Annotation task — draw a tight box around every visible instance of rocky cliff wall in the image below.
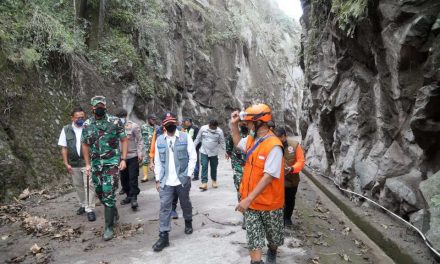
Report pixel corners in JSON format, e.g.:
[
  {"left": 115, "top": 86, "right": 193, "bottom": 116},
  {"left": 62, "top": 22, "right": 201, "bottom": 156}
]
[
  {"left": 0, "top": 0, "right": 302, "bottom": 201},
  {"left": 299, "top": 0, "right": 440, "bottom": 250}
]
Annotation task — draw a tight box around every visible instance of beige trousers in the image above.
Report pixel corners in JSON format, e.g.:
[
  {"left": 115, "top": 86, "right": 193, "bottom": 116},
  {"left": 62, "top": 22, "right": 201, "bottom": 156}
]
[{"left": 71, "top": 167, "right": 96, "bottom": 212}]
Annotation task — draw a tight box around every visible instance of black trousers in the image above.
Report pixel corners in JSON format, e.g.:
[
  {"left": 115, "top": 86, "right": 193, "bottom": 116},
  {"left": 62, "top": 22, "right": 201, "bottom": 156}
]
[
  {"left": 120, "top": 157, "right": 140, "bottom": 199},
  {"left": 284, "top": 186, "right": 298, "bottom": 220}
]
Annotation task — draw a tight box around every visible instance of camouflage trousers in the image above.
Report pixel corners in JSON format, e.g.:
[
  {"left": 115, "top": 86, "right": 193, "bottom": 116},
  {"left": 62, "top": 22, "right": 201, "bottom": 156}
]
[
  {"left": 91, "top": 165, "right": 119, "bottom": 208},
  {"left": 244, "top": 208, "right": 284, "bottom": 251},
  {"left": 233, "top": 169, "right": 243, "bottom": 202}
]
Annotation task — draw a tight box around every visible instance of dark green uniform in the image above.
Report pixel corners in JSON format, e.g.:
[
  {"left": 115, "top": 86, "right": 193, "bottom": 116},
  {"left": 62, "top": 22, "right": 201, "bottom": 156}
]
[
  {"left": 225, "top": 129, "right": 248, "bottom": 201},
  {"left": 81, "top": 114, "right": 126, "bottom": 207},
  {"left": 140, "top": 123, "right": 155, "bottom": 165}
]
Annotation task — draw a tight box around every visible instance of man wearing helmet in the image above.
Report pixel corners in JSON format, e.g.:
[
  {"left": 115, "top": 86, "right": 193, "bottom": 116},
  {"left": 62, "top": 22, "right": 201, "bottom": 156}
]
[{"left": 230, "top": 104, "right": 285, "bottom": 264}]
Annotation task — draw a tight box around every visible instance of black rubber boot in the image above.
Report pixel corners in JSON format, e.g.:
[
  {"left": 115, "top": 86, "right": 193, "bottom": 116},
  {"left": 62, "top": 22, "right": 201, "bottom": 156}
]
[
  {"left": 184, "top": 220, "right": 193, "bottom": 234},
  {"left": 131, "top": 196, "right": 138, "bottom": 210},
  {"left": 103, "top": 206, "right": 115, "bottom": 241},
  {"left": 152, "top": 232, "right": 169, "bottom": 252},
  {"left": 266, "top": 248, "right": 277, "bottom": 264}
]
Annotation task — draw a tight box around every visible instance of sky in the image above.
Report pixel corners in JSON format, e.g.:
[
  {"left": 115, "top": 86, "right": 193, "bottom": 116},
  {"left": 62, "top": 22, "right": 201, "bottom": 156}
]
[{"left": 275, "top": 0, "right": 303, "bottom": 21}]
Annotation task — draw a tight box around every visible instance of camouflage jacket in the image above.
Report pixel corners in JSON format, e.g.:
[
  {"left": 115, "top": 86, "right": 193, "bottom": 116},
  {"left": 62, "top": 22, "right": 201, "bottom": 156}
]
[
  {"left": 225, "top": 130, "right": 248, "bottom": 173},
  {"left": 140, "top": 123, "right": 156, "bottom": 155},
  {"left": 81, "top": 114, "right": 126, "bottom": 169}
]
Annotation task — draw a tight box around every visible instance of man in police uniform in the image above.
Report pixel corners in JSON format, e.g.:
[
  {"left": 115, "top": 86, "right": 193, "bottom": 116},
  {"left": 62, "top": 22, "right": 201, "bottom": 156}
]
[{"left": 82, "top": 96, "right": 128, "bottom": 241}]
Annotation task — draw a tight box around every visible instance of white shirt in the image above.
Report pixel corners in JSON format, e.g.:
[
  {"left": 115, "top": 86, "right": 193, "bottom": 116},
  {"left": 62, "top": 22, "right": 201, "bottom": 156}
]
[
  {"left": 58, "top": 123, "right": 83, "bottom": 156},
  {"left": 154, "top": 130, "right": 197, "bottom": 186},
  {"left": 237, "top": 136, "right": 283, "bottom": 179}
]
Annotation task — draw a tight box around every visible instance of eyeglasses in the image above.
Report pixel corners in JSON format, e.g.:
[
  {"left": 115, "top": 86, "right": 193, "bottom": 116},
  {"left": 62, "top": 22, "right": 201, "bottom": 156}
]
[{"left": 169, "top": 140, "right": 174, "bottom": 152}]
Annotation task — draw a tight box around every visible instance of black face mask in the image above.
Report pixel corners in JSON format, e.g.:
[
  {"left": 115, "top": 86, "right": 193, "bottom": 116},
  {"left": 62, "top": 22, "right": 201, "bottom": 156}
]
[
  {"left": 94, "top": 107, "right": 106, "bottom": 117},
  {"left": 165, "top": 124, "right": 177, "bottom": 133},
  {"left": 239, "top": 125, "right": 249, "bottom": 134}
]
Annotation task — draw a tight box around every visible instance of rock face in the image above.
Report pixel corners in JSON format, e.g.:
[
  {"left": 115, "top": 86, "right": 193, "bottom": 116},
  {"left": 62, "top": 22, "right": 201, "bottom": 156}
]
[
  {"left": 0, "top": 0, "right": 302, "bottom": 201},
  {"left": 300, "top": 0, "right": 440, "bottom": 249}
]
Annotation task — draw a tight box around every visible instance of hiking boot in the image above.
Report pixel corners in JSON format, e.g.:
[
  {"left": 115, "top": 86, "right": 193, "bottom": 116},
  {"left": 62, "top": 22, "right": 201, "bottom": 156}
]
[
  {"left": 171, "top": 210, "right": 178, "bottom": 219},
  {"left": 199, "top": 183, "right": 208, "bottom": 191},
  {"left": 118, "top": 189, "right": 125, "bottom": 195},
  {"left": 120, "top": 197, "right": 131, "bottom": 205},
  {"left": 184, "top": 220, "right": 193, "bottom": 234},
  {"left": 152, "top": 232, "right": 169, "bottom": 252},
  {"left": 284, "top": 218, "right": 293, "bottom": 227},
  {"left": 76, "top": 207, "right": 85, "bottom": 215},
  {"left": 87, "top": 211, "right": 96, "bottom": 222},
  {"left": 131, "top": 197, "right": 138, "bottom": 210},
  {"left": 212, "top": 181, "right": 218, "bottom": 188},
  {"left": 192, "top": 176, "right": 199, "bottom": 181},
  {"left": 103, "top": 206, "right": 115, "bottom": 241},
  {"left": 266, "top": 248, "right": 277, "bottom": 264}
]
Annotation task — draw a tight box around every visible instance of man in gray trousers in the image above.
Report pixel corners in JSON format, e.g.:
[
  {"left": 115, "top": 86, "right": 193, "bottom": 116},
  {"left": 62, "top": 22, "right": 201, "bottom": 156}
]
[{"left": 152, "top": 112, "right": 197, "bottom": 252}]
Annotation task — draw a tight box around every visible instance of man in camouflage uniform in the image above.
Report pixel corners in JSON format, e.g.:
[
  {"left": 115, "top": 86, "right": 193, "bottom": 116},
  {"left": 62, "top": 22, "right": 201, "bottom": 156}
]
[
  {"left": 140, "top": 114, "right": 157, "bottom": 182},
  {"left": 225, "top": 123, "right": 249, "bottom": 201},
  {"left": 82, "top": 96, "right": 128, "bottom": 241}
]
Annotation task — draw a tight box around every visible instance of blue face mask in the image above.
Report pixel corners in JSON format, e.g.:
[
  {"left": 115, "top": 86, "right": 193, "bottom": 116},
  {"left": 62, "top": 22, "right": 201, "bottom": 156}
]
[
  {"left": 75, "top": 118, "right": 84, "bottom": 127},
  {"left": 249, "top": 130, "right": 255, "bottom": 138}
]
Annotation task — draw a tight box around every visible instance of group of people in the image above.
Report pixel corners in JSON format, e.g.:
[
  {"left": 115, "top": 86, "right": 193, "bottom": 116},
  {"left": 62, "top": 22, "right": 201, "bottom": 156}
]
[{"left": 58, "top": 96, "right": 305, "bottom": 264}]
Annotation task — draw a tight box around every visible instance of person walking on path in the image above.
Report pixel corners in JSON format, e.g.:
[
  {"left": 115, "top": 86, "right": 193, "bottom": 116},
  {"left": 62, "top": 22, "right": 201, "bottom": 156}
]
[
  {"left": 116, "top": 108, "right": 144, "bottom": 210},
  {"left": 58, "top": 107, "right": 96, "bottom": 222},
  {"left": 140, "top": 114, "right": 158, "bottom": 182},
  {"left": 181, "top": 117, "right": 201, "bottom": 181},
  {"left": 152, "top": 112, "right": 197, "bottom": 252},
  {"left": 82, "top": 96, "right": 128, "bottom": 241},
  {"left": 194, "top": 119, "right": 225, "bottom": 190},
  {"left": 274, "top": 127, "right": 305, "bottom": 227},
  {"left": 230, "top": 104, "right": 285, "bottom": 264}
]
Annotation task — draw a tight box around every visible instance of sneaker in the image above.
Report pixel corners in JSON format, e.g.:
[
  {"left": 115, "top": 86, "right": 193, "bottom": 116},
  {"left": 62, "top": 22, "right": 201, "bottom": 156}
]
[
  {"left": 76, "top": 207, "right": 85, "bottom": 215},
  {"left": 87, "top": 211, "right": 96, "bottom": 222},
  {"left": 171, "top": 210, "right": 178, "bottom": 219},
  {"left": 212, "top": 181, "right": 218, "bottom": 188},
  {"left": 199, "top": 183, "right": 208, "bottom": 191}
]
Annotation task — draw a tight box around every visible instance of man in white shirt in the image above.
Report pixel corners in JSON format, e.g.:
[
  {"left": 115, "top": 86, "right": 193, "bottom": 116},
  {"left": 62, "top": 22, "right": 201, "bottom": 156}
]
[
  {"left": 194, "top": 119, "right": 226, "bottom": 190},
  {"left": 58, "top": 107, "right": 96, "bottom": 222},
  {"left": 152, "top": 112, "right": 197, "bottom": 252}
]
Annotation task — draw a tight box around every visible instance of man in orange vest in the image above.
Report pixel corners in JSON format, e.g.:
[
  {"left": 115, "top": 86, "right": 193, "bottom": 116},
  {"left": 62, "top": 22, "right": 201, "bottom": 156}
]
[
  {"left": 230, "top": 104, "right": 284, "bottom": 264},
  {"left": 274, "top": 127, "right": 305, "bottom": 227}
]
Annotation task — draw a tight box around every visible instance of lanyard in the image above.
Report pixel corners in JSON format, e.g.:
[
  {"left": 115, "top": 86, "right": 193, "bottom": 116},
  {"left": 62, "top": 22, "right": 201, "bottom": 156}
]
[{"left": 244, "top": 135, "right": 272, "bottom": 162}]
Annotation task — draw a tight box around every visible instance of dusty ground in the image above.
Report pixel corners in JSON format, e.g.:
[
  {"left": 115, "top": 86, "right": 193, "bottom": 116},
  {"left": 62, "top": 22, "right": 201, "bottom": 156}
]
[{"left": 1, "top": 157, "right": 392, "bottom": 264}]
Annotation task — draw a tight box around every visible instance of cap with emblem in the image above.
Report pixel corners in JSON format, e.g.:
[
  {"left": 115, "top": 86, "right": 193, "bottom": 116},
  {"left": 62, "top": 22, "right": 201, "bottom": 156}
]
[
  {"left": 162, "top": 112, "right": 177, "bottom": 126},
  {"left": 91, "top": 96, "right": 106, "bottom": 106}
]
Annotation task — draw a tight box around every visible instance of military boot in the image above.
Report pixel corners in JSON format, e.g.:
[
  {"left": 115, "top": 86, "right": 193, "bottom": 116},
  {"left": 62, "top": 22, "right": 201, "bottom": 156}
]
[
  {"left": 103, "top": 206, "right": 115, "bottom": 241},
  {"left": 152, "top": 232, "right": 169, "bottom": 252},
  {"left": 266, "top": 248, "right": 277, "bottom": 264},
  {"left": 184, "top": 220, "right": 193, "bottom": 234}
]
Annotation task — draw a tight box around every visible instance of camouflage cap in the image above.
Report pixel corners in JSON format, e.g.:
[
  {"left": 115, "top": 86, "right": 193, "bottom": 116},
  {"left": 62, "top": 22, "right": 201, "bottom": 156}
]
[{"left": 91, "top": 96, "right": 106, "bottom": 106}]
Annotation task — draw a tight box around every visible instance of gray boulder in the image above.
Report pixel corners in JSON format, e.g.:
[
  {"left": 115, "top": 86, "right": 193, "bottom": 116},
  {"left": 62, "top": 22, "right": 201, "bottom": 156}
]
[{"left": 420, "top": 170, "right": 440, "bottom": 251}]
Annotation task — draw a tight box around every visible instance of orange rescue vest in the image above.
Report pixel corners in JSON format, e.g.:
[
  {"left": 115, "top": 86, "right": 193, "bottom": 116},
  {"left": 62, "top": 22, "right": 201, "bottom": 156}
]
[{"left": 239, "top": 131, "right": 285, "bottom": 211}]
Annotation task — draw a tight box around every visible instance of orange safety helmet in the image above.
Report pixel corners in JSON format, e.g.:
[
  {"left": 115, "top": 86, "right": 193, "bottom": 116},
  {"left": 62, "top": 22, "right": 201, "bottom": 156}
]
[{"left": 239, "top": 104, "right": 272, "bottom": 122}]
